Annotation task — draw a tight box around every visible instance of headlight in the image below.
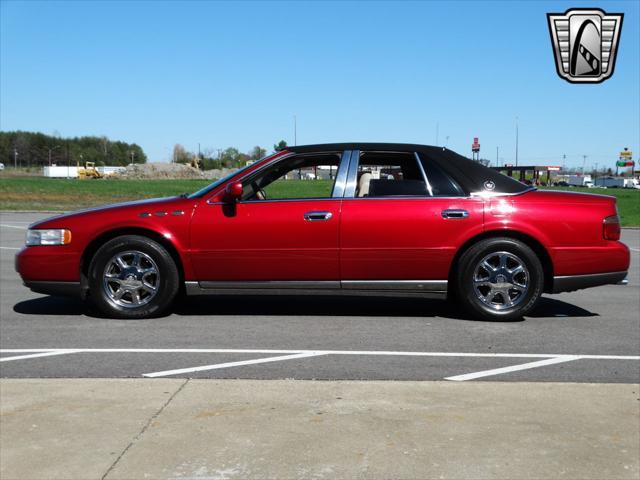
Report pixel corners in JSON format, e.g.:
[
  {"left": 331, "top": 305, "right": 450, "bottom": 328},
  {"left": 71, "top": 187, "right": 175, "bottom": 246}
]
[{"left": 26, "top": 229, "right": 72, "bottom": 246}]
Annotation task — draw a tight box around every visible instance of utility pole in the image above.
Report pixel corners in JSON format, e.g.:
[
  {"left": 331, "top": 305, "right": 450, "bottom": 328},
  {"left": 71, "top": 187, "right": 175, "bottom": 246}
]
[
  {"left": 582, "top": 155, "right": 587, "bottom": 173},
  {"left": 496, "top": 146, "right": 499, "bottom": 167},
  {"left": 14, "top": 148, "right": 18, "bottom": 169},
  {"left": 562, "top": 154, "right": 566, "bottom": 171},
  {"left": 130, "top": 151, "right": 135, "bottom": 164},
  {"left": 515, "top": 116, "right": 519, "bottom": 167},
  {"left": 48, "top": 145, "right": 61, "bottom": 166}
]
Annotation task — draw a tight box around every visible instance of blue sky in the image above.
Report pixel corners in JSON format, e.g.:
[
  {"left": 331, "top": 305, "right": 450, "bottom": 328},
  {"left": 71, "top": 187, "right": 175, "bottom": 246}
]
[{"left": 1, "top": 0, "right": 638, "bottom": 168}]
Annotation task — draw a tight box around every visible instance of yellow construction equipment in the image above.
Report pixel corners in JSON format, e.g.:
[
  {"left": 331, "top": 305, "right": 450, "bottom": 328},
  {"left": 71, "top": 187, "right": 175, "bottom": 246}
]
[
  {"left": 190, "top": 157, "right": 201, "bottom": 170},
  {"left": 77, "top": 162, "right": 103, "bottom": 179}
]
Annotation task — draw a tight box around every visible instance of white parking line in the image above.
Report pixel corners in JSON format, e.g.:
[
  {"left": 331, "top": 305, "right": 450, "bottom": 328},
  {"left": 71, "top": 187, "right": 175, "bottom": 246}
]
[
  {"left": 0, "top": 224, "right": 26, "bottom": 229},
  {"left": 1, "top": 348, "right": 639, "bottom": 360},
  {"left": 143, "top": 351, "right": 328, "bottom": 378},
  {"left": 0, "top": 246, "right": 20, "bottom": 250},
  {"left": 444, "top": 355, "right": 581, "bottom": 381},
  {"left": 1, "top": 348, "right": 638, "bottom": 380},
  {"left": 0, "top": 350, "right": 78, "bottom": 362}
]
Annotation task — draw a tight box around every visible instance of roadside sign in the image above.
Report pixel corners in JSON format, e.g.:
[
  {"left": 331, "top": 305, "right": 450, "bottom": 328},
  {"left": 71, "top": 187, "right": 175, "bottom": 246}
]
[
  {"left": 619, "top": 149, "right": 632, "bottom": 159},
  {"left": 617, "top": 160, "right": 635, "bottom": 167},
  {"left": 472, "top": 137, "right": 480, "bottom": 153}
]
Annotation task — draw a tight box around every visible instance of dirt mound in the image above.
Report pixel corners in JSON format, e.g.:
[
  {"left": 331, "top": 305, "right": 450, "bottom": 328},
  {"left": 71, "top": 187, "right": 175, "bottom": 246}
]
[
  {"left": 202, "top": 168, "right": 239, "bottom": 180},
  {"left": 117, "top": 162, "right": 204, "bottom": 179}
]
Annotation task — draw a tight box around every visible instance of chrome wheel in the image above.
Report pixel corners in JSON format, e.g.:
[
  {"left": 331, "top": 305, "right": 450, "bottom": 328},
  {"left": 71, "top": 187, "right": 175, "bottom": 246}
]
[
  {"left": 472, "top": 251, "right": 529, "bottom": 311},
  {"left": 102, "top": 250, "right": 160, "bottom": 308}
]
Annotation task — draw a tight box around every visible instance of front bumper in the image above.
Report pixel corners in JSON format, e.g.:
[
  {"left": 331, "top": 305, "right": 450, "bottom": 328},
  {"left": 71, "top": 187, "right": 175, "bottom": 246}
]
[
  {"left": 552, "top": 271, "right": 628, "bottom": 293},
  {"left": 15, "top": 246, "right": 81, "bottom": 282},
  {"left": 23, "top": 281, "right": 82, "bottom": 297}
]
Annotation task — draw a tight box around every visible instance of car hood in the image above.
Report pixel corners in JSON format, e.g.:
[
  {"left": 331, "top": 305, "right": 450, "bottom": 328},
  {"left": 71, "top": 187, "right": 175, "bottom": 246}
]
[{"left": 30, "top": 196, "right": 187, "bottom": 228}]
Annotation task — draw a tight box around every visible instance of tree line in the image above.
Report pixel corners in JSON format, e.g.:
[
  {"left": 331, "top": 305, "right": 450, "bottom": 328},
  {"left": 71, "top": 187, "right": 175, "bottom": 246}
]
[
  {"left": 173, "top": 140, "right": 288, "bottom": 170},
  {"left": 0, "top": 131, "right": 147, "bottom": 168}
]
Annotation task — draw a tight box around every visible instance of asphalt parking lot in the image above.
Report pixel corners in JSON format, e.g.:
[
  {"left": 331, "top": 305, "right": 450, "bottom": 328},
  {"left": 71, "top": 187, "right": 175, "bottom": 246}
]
[{"left": 1, "top": 212, "right": 639, "bottom": 383}]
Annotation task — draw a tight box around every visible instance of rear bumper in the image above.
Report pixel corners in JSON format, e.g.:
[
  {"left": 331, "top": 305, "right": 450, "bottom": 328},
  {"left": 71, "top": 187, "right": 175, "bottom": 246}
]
[{"left": 552, "top": 271, "right": 628, "bottom": 293}]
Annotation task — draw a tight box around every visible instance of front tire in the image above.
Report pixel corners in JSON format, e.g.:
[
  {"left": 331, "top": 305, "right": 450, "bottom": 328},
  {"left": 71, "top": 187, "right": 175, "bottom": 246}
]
[
  {"left": 455, "top": 238, "right": 544, "bottom": 321},
  {"left": 88, "top": 235, "right": 179, "bottom": 319}
]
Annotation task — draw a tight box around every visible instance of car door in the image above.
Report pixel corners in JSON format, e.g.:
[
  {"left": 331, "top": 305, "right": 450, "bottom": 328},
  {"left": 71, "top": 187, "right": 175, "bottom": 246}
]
[
  {"left": 339, "top": 150, "right": 484, "bottom": 284},
  {"left": 189, "top": 151, "right": 348, "bottom": 282}
]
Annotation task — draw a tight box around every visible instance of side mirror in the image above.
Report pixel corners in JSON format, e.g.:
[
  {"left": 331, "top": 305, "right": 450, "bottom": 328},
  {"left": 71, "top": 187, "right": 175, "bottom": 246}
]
[{"left": 223, "top": 182, "right": 243, "bottom": 202}]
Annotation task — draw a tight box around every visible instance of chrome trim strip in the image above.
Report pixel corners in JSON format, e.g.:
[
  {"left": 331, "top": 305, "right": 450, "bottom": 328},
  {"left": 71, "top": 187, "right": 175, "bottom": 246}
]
[
  {"left": 198, "top": 280, "right": 341, "bottom": 290},
  {"left": 341, "top": 280, "right": 448, "bottom": 291},
  {"left": 343, "top": 149, "right": 360, "bottom": 198},
  {"left": 185, "top": 281, "right": 202, "bottom": 295},
  {"left": 414, "top": 152, "right": 433, "bottom": 196},
  {"left": 331, "top": 150, "right": 352, "bottom": 198},
  {"left": 552, "top": 271, "right": 628, "bottom": 293},
  {"left": 184, "top": 281, "right": 446, "bottom": 299}
]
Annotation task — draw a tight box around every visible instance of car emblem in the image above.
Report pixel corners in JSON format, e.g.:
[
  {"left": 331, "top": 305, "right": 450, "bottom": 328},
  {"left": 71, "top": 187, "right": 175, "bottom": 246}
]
[
  {"left": 547, "top": 8, "right": 623, "bottom": 84},
  {"left": 484, "top": 180, "right": 496, "bottom": 191}
]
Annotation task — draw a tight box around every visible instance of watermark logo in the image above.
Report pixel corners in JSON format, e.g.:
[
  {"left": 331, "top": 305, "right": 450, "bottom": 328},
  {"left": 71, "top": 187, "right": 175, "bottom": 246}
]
[{"left": 547, "top": 8, "right": 623, "bottom": 84}]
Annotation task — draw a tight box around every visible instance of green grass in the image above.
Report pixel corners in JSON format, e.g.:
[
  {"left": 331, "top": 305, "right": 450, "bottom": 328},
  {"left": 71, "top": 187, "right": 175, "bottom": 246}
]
[
  {"left": 540, "top": 186, "right": 640, "bottom": 227},
  {"left": 0, "top": 177, "right": 212, "bottom": 211},
  {"left": 264, "top": 179, "right": 334, "bottom": 199},
  {"left": 1, "top": 177, "right": 638, "bottom": 226}
]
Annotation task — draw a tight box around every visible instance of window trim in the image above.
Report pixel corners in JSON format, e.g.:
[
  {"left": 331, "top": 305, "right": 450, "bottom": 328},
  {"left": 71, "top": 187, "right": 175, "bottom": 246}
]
[
  {"left": 343, "top": 149, "right": 360, "bottom": 198},
  {"left": 343, "top": 150, "right": 432, "bottom": 199},
  {"left": 414, "top": 151, "right": 434, "bottom": 196},
  {"left": 231, "top": 151, "right": 346, "bottom": 204},
  {"left": 331, "top": 150, "right": 353, "bottom": 198},
  {"left": 415, "top": 151, "right": 468, "bottom": 198}
]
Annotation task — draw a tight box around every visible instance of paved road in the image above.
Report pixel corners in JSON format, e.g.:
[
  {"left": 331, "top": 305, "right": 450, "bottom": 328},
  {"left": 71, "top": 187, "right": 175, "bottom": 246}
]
[{"left": 1, "top": 212, "right": 639, "bottom": 382}]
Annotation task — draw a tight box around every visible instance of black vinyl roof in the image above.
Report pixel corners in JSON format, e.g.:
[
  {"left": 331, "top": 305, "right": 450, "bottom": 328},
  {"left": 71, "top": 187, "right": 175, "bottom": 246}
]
[{"left": 285, "top": 143, "right": 529, "bottom": 194}]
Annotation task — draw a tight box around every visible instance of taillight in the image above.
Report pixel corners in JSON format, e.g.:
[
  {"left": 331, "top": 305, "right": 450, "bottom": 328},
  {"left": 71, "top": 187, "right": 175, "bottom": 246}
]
[{"left": 603, "top": 215, "right": 621, "bottom": 241}]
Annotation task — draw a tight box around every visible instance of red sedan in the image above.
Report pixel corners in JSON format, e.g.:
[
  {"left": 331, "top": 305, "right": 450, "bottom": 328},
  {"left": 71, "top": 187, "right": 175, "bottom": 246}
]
[{"left": 16, "top": 143, "right": 630, "bottom": 321}]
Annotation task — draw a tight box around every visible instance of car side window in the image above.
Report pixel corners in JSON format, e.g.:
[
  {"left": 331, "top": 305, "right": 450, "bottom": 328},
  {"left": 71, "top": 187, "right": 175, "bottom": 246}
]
[
  {"left": 418, "top": 153, "right": 466, "bottom": 197},
  {"left": 355, "top": 152, "right": 427, "bottom": 198},
  {"left": 240, "top": 153, "right": 341, "bottom": 201}
]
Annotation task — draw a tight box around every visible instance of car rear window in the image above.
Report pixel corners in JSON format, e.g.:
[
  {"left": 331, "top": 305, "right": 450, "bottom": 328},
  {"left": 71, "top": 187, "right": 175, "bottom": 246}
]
[{"left": 418, "top": 155, "right": 465, "bottom": 196}]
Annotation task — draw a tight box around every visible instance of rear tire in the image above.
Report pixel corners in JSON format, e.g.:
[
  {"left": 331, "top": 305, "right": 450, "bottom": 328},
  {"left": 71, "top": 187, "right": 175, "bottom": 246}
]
[
  {"left": 87, "top": 235, "right": 179, "bottom": 319},
  {"left": 454, "top": 237, "right": 544, "bottom": 321}
]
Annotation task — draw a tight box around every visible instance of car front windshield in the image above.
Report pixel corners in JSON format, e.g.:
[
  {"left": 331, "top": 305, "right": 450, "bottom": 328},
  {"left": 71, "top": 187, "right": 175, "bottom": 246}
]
[{"left": 187, "top": 163, "right": 256, "bottom": 199}]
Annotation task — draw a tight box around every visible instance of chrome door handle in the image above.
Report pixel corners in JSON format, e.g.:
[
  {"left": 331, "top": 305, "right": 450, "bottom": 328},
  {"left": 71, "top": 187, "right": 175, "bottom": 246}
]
[
  {"left": 441, "top": 209, "right": 469, "bottom": 219},
  {"left": 304, "top": 211, "right": 333, "bottom": 221}
]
